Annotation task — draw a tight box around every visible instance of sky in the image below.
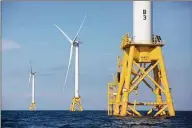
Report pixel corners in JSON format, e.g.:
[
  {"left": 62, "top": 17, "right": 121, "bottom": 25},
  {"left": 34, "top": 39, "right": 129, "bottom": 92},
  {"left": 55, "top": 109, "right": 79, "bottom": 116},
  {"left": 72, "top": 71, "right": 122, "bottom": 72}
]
[{"left": 2, "top": 1, "right": 192, "bottom": 110}]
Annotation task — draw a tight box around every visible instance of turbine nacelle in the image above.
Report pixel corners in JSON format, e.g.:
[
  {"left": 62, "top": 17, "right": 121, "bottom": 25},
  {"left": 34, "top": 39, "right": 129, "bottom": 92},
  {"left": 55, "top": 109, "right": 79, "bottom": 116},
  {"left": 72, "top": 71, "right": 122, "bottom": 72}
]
[
  {"left": 29, "top": 61, "right": 36, "bottom": 85},
  {"left": 31, "top": 72, "right": 36, "bottom": 75},
  {"left": 73, "top": 40, "right": 83, "bottom": 46}
]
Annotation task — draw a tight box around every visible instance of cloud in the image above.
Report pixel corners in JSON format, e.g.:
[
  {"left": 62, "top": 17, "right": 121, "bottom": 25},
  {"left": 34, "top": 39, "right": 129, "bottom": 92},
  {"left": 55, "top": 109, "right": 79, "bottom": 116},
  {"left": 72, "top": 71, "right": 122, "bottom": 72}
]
[{"left": 2, "top": 39, "right": 21, "bottom": 51}]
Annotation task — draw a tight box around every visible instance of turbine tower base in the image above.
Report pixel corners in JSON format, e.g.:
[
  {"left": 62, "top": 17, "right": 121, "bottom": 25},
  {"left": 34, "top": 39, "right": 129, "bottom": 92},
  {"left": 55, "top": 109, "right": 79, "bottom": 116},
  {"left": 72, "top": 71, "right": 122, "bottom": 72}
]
[
  {"left": 29, "top": 102, "right": 36, "bottom": 111},
  {"left": 70, "top": 96, "right": 83, "bottom": 112},
  {"left": 108, "top": 33, "right": 175, "bottom": 117}
]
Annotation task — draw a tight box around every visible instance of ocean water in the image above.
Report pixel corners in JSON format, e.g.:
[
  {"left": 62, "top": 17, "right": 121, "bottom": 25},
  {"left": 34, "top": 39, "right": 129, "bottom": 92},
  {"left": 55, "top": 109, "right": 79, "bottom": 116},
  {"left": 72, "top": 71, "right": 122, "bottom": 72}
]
[{"left": 1, "top": 111, "right": 192, "bottom": 128}]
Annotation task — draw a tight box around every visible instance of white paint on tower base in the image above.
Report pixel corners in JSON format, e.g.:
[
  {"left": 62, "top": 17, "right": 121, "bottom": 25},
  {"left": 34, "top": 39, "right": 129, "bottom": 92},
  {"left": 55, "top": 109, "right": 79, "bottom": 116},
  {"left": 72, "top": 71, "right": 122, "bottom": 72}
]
[
  {"left": 32, "top": 74, "right": 35, "bottom": 103},
  {"left": 133, "top": 1, "right": 152, "bottom": 44},
  {"left": 75, "top": 44, "right": 79, "bottom": 98}
]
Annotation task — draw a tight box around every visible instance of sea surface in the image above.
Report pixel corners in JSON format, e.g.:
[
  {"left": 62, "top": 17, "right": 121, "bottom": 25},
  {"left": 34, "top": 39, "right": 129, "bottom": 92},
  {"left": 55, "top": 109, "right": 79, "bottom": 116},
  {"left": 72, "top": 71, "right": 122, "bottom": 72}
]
[{"left": 1, "top": 111, "right": 192, "bottom": 128}]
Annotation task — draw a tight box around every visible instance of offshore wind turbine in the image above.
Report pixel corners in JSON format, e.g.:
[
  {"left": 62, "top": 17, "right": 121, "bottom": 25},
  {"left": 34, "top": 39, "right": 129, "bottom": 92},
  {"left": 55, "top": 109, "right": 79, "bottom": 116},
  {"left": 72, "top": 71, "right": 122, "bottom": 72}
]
[
  {"left": 54, "top": 14, "right": 86, "bottom": 111},
  {"left": 29, "top": 61, "right": 36, "bottom": 111}
]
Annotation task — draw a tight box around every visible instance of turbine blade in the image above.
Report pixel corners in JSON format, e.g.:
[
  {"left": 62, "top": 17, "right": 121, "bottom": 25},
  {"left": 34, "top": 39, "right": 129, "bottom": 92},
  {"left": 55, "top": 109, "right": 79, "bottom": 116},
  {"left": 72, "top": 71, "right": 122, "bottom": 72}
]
[
  {"left": 29, "top": 73, "right": 31, "bottom": 85},
  {"left": 72, "top": 14, "right": 86, "bottom": 42},
  {"left": 29, "top": 61, "right": 32, "bottom": 72},
  {"left": 63, "top": 44, "right": 74, "bottom": 92},
  {"left": 54, "top": 24, "right": 73, "bottom": 44}
]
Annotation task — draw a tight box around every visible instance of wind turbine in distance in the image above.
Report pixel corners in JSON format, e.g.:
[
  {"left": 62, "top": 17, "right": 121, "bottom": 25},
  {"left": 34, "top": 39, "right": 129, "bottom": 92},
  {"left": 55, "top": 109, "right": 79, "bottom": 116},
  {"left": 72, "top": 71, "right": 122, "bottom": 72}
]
[
  {"left": 54, "top": 14, "right": 86, "bottom": 112},
  {"left": 29, "top": 61, "right": 36, "bottom": 111}
]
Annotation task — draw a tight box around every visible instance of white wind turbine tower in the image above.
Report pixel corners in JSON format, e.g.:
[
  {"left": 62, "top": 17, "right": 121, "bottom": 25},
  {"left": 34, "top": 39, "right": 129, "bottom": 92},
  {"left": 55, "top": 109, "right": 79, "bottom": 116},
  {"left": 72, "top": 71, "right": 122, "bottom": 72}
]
[
  {"left": 29, "top": 61, "right": 36, "bottom": 111},
  {"left": 54, "top": 14, "right": 86, "bottom": 111}
]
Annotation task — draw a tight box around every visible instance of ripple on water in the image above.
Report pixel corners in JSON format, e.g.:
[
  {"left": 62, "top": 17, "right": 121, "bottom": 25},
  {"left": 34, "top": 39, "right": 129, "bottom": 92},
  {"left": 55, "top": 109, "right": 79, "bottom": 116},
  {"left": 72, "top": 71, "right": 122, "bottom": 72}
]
[{"left": 1, "top": 111, "right": 192, "bottom": 128}]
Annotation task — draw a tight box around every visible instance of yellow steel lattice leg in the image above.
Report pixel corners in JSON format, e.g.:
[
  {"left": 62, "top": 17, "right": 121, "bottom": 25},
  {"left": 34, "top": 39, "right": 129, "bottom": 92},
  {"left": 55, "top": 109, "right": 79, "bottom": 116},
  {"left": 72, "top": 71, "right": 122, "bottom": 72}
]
[
  {"left": 70, "top": 97, "right": 83, "bottom": 112},
  {"left": 29, "top": 102, "right": 36, "bottom": 111},
  {"left": 120, "top": 45, "right": 135, "bottom": 116},
  {"left": 113, "top": 52, "right": 128, "bottom": 116},
  {"left": 158, "top": 47, "right": 175, "bottom": 116}
]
